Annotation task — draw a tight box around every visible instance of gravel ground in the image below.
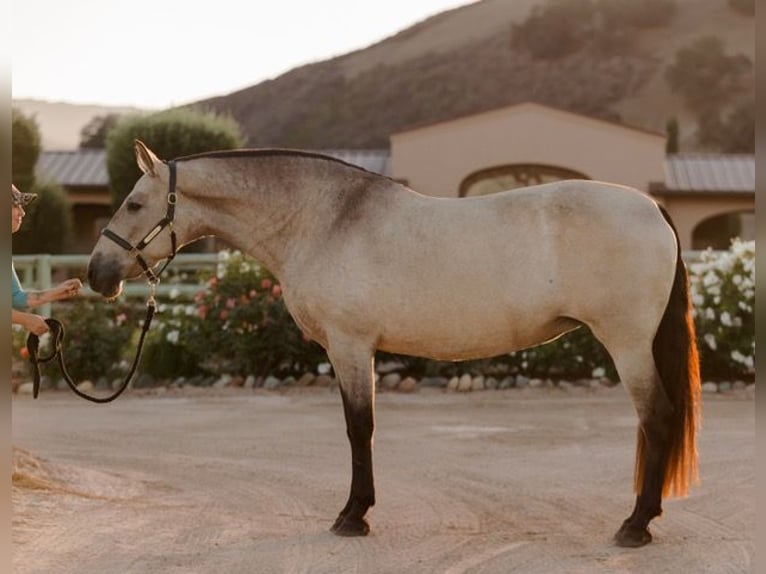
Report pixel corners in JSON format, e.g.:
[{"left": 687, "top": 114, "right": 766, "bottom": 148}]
[{"left": 12, "top": 386, "right": 754, "bottom": 574}]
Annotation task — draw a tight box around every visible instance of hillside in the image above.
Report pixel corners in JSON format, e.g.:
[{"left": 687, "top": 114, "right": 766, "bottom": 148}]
[
  {"left": 13, "top": 0, "right": 753, "bottom": 153},
  {"left": 194, "top": 0, "right": 754, "bottom": 151}
]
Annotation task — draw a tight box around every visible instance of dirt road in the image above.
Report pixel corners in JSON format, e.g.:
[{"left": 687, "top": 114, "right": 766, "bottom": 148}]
[{"left": 12, "top": 386, "right": 754, "bottom": 574}]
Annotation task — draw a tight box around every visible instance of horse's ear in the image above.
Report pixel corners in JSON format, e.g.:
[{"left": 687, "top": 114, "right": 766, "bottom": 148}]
[{"left": 134, "top": 139, "right": 162, "bottom": 177}]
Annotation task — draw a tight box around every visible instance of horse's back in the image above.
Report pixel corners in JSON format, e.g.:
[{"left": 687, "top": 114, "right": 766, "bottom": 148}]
[{"left": 288, "top": 178, "right": 677, "bottom": 359}]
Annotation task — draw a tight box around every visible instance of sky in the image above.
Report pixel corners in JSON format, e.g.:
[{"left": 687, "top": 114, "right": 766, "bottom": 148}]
[{"left": 12, "top": 0, "right": 475, "bottom": 110}]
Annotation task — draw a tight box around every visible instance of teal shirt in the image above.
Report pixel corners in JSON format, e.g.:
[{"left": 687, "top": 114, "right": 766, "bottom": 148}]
[{"left": 12, "top": 263, "right": 29, "bottom": 309}]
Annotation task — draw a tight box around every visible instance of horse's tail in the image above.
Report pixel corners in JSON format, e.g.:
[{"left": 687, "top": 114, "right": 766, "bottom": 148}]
[{"left": 635, "top": 206, "right": 702, "bottom": 498}]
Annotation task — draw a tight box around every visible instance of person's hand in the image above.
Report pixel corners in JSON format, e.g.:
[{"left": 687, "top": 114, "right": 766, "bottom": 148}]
[
  {"left": 22, "top": 314, "right": 49, "bottom": 336},
  {"left": 53, "top": 278, "right": 83, "bottom": 300}
]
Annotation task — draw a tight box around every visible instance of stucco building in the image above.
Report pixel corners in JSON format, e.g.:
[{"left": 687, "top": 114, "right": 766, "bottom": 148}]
[{"left": 36, "top": 102, "right": 753, "bottom": 253}]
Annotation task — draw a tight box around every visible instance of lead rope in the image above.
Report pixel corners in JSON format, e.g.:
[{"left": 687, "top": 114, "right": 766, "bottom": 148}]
[{"left": 26, "top": 285, "right": 158, "bottom": 403}]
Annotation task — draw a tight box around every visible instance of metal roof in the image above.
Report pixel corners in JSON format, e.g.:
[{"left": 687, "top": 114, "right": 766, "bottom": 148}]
[
  {"left": 663, "top": 154, "right": 754, "bottom": 193},
  {"left": 36, "top": 149, "right": 109, "bottom": 187},
  {"left": 35, "top": 148, "right": 392, "bottom": 187},
  {"left": 317, "top": 149, "right": 391, "bottom": 176}
]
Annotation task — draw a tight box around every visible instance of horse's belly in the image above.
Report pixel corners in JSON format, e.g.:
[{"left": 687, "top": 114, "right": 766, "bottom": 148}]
[{"left": 375, "top": 309, "right": 577, "bottom": 362}]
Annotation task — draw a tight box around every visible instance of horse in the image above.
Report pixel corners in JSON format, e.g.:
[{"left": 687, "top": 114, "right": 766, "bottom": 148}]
[{"left": 87, "top": 140, "right": 701, "bottom": 547}]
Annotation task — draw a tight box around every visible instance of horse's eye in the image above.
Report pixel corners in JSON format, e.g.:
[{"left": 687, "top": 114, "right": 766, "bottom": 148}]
[{"left": 126, "top": 201, "right": 142, "bottom": 213}]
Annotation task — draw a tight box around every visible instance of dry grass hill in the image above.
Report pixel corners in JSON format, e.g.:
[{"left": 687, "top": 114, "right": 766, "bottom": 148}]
[{"left": 14, "top": 0, "right": 754, "bottom": 152}]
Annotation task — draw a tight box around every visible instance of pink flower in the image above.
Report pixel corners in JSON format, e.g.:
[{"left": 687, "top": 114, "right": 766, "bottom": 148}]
[
  {"left": 197, "top": 305, "right": 208, "bottom": 319},
  {"left": 226, "top": 297, "right": 237, "bottom": 309},
  {"left": 249, "top": 289, "right": 257, "bottom": 298},
  {"left": 271, "top": 284, "right": 282, "bottom": 298},
  {"left": 115, "top": 313, "right": 127, "bottom": 326},
  {"left": 261, "top": 278, "right": 272, "bottom": 289},
  {"left": 219, "top": 310, "right": 229, "bottom": 320}
]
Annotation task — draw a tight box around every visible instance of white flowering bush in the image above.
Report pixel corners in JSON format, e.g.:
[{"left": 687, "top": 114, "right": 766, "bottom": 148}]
[{"left": 689, "top": 239, "right": 755, "bottom": 380}]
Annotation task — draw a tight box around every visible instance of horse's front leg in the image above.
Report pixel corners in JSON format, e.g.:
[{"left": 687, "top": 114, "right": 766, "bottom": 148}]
[{"left": 327, "top": 336, "right": 376, "bottom": 536}]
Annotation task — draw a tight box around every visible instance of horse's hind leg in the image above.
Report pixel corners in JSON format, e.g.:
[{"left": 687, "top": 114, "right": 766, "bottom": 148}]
[
  {"left": 326, "top": 336, "right": 376, "bottom": 536},
  {"left": 614, "top": 357, "right": 674, "bottom": 547},
  {"left": 599, "top": 342, "right": 675, "bottom": 548}
]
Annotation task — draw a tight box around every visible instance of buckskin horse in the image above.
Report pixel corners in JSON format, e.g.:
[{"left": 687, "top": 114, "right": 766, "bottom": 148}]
[{"left": 87, "top": 140, "right": 701, "bottom": 547}]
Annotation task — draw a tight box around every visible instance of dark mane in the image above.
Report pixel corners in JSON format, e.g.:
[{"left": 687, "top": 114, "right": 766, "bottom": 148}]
[{"left": 174, "top": 148, "right": 386, "bottom": 180}]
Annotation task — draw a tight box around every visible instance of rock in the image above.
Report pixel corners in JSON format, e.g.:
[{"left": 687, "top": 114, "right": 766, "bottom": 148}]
[
  {"left": 313, "top": 374, "right": 335, "bottom": 387},
  {"left": 457, "top": 374, "right": 473, "bottom": 392},
  {"left": 213, "top": 374, "right": 233, "bottom": 388},
  {"left": 471, "top": 376, "right": 485, "bottom": 391},
  {"left": 558, "top": 381, "right": 574, "bottom": 391},
  {"left": 447, "top": 376, "right": 460, "bottom": 391},
  {"left": 296, "top": 373, "right": 316, "bottom": 387},
  {"left": 186, "top": 375, "right": 205, "bottom": 387},
  {"left": 376, "top": 360, "right": 405, "bottom": 374},
  {"left": 515, "top": 375, "right": 530, "bottom": 388},
  {"left": 244, "top": 375, "right": 257, "bottom": 388},
  {"left": 398, "top": 377, "right": 418, "bottom": 393},
  {"left": 282, "top": 376, "right": 296, "bottom": 387},
  {"left": 76, "top": 380, "right": 94, "bottom": 393},
  {"left": 485, "top": 377, "right": 499, "bottom": 390},
  {"left": 264, "top": 376, "right": 282, "bottom": 390},
  {"left": 16, "top": 382, "right": 34, "bottom": 395},
  {"left": 717, "top": 382, "right": 732, "bottom": 393},
  {"left": 380, "top": 373, "right": 402, "bottom": 391},
  {"left": 229, "top": 375, "right": 245, "bottom": 388},
  {"left": 529, "top": 378, "right": 544, "bottom": 388},
  {"left": 702, "top": 382, "right": 718, "bottom": 393},
  {"left": 732, "top": 381, "right": 746, "bottom": 391},
  {"left": 499, "top": 377, "right": 515, "bottom": 389}
]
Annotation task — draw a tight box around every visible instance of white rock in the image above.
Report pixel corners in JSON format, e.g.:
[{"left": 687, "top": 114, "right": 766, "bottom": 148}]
[
  {"left": 457, "top": 374, "right": 473, "bottom": 392},
  {"left": 471, "top": 376, "right": 485, "bottom": 391}
]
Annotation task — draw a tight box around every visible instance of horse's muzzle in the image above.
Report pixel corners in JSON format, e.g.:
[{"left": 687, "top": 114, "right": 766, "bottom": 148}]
[{"left": 87, "top": 253, "right": 124, "bottom": 298}]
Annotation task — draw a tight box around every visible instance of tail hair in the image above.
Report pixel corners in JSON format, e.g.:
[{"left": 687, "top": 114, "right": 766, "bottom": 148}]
[{"left": 635, "top": 207, "right": 702, "bottom": 498}]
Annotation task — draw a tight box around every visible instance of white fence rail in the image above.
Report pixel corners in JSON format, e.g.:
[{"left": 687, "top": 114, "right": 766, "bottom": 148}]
[{"left": 13, "top": 253, "right": 223, "bottom": 314}]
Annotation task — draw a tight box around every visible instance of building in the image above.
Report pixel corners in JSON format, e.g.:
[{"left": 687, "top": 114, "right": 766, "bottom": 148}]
[{"left": 36, "top": 102, "right": 754, "bottom": 253}]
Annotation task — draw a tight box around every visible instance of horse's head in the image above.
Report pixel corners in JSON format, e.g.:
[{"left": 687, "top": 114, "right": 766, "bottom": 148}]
[{"left": 88, "top": 140, "right": 181, "bottom": 298}]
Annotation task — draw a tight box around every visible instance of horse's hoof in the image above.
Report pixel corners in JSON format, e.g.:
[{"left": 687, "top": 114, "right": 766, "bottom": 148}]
[
  {"left": 614, "top": 522, "right": 652, "bottom": 547},
  {"left": 330, "top": 514, "right": 370, "bottom": 537}
]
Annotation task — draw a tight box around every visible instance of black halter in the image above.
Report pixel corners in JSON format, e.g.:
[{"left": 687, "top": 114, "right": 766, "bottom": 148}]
[{"left": 101, "top": 160, "right": 179, "bottom": 284}]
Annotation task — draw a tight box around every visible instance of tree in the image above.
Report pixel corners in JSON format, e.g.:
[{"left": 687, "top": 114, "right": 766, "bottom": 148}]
[
  {"left": 665, "top": 36, "right": 752, "bottom": 115},
  {"left": 12, "top": 108, "right": 42, "bottom": 191},
  {"left": 596, "top": 0, "right": 676, "bottom": 29},
  {"left": 697, "top": 98, "right": 754, "bottom": 153},
  {"left": 665, "top": 117, "right": 679, "bottom": 153},
  {"left": 511, "top": 0, "right": 596, "bottom": 59},
  {"left": 106, "top": 107, "right": 245, "bottom": 209},
  {"left": 12, "top": 180, "right": 74, "bottom": 254},
  {"left": 80, "top": 113, "right": 123, "bottom": 149},
  {"left": 728, "top": 0, "right": 754, "bottom": 16}
]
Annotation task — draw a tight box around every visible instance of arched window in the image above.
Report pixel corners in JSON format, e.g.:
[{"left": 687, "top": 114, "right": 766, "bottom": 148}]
[
  {"left": 460, "top": 164, "right": 588, "bottom": 197},
  {"left": 692, "top": 210, "right": 755, "bottom": 250}
]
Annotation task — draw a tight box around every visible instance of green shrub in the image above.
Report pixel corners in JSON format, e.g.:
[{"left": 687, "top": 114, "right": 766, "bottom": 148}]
[
  {"left": 31, "top": 299, "right": 139, "bottom": 383},
  {"left": 689, "top": 238, "right": 755, "bottom": 380},
  {"left": 106, "top": 107, "right": 245, "bottom": 209},
  {"left": 12, "top": 180, "right": 74, "bottom": 254},
  {"left": 12, "top": 107, "right": 41, "bottom": 191},
  {"left": 147, "top": 252, "right": 326, "bottom": 377}
]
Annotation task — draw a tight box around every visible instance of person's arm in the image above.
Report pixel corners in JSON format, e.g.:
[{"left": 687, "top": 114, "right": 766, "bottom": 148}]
[
  {"left": 12, "top": 308, "right": 49, "bottom": 335},
  {"left": 24, "top": 278, "right": 83, "bottom": 309}
]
